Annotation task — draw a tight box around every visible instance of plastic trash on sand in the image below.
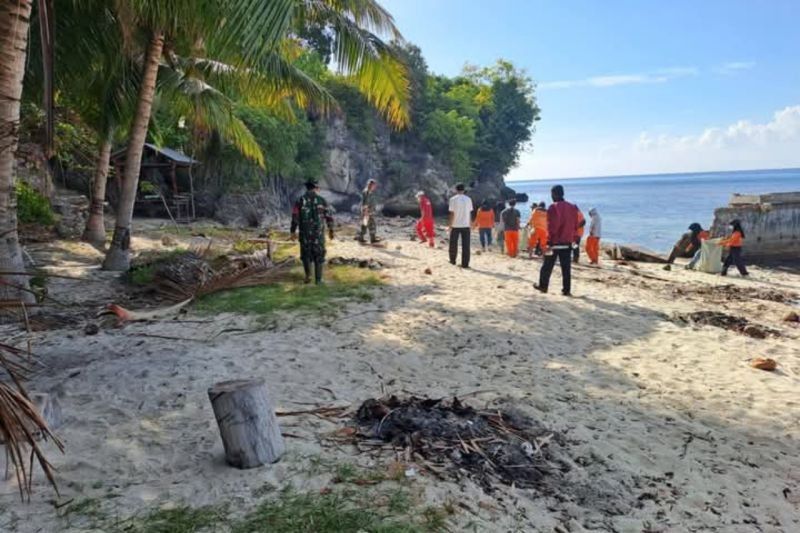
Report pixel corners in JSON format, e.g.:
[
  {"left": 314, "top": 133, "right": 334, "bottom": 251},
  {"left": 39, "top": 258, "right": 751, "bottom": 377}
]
[{"left": 696, "top": 239, "right": 723, "bottom": 274}]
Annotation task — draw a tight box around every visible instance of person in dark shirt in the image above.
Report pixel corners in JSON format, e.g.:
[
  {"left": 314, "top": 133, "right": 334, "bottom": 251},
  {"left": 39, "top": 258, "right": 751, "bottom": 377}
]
[
  {"left": 501, "top": 199, "right": 521, "bottom": 257},
  {"left": 535, "top": 185, "right": 579, "bottom": 296}
]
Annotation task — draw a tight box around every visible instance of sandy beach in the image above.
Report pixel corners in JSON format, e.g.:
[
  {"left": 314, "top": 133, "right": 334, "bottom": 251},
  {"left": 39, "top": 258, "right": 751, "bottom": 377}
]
[{"left": 1, "top": 216, "right": 799, "bottom": 532}]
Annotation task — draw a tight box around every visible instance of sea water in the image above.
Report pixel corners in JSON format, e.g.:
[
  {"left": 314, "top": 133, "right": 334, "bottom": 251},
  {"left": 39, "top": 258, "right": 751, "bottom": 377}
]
[{"left": 508, "top": 168, "right": 800, "bottom": 253}]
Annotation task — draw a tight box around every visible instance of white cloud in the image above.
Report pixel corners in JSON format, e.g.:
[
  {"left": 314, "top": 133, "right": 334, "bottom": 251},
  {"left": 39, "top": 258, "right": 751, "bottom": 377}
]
[
  {"left": 539, "top": 66, "right": 697, "bottom": 90},
  {"left": 714, "top": 61, "right": 755, "bottom": 75},
  {"left": 508, "top": 105, "right": 800, "bottom": 180}
]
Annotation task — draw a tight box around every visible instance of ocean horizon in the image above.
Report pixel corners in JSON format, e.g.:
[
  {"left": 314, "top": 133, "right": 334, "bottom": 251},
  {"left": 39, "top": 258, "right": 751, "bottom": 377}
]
[{"left": 505, "top": 167, "right": 800, "bottom": 253}]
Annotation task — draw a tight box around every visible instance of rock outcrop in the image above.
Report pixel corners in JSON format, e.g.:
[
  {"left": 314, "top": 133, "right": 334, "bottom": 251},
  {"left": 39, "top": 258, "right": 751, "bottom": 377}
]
[
  {"left": 711, "top": 192, "right": 800, "bottom": 264},
  {"left": 310, "top": 118, "right": 515, "bottom": 216}
]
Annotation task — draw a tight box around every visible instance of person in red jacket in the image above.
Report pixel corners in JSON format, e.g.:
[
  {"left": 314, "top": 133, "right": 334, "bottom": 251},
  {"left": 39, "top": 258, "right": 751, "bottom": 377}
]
[
  {"left": 535, "top": 185, "right": 579, "bottom": 296},
  {"left": 414, "top": 191, "right": 435, "bottom": 247}
]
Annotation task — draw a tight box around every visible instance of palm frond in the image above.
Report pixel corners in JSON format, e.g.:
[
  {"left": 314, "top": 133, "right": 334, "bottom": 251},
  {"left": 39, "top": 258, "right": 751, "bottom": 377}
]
[
  {"left": 0, "top": 343, "right": 64, "bottom": 500},
  {"left": 298, "top": 1, "right": 410, "bottom": 128}
]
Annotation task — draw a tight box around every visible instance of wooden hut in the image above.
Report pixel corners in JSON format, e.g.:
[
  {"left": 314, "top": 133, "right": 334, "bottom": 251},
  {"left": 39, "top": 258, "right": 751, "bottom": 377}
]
[{"left": 110, "top": 143, "right": 199, "bottom": 221}]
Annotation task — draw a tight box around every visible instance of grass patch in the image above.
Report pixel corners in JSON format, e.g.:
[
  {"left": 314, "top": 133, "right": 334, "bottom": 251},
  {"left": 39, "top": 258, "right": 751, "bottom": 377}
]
[
  {"left": 194, "top": 265, "right": 383, "bottom": 316},
  {"left": 232, "top": 488, "right": 424, "bottom": 533},
  {"left": 16, "top": 181, "right": 55, "bottom": 225},
  {"left": 117, "top": 505, "right": 228, "bottom": 533}
]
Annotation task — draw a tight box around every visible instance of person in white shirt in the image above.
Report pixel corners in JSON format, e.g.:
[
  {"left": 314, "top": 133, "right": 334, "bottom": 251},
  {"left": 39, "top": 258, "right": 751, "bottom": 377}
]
[
  {"left": 586, "top": 208, "right": 602, "bottom": 265},
  {"left": 447, "top": 183, "right": 474, "bottom": 267}
]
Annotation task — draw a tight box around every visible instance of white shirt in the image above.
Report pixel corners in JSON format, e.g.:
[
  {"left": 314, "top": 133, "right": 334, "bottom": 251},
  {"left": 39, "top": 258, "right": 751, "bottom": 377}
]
[
  {"left": 589, "top": 214, "right": 602, "bottom": 237},
  {"left": 449, "top": 194, "right": 474, "bottom": 228}
]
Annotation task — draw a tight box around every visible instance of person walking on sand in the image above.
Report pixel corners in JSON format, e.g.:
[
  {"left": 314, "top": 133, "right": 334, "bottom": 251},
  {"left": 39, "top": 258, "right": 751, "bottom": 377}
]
[
  {"left": 501, "top": 199, "right": 522, "bottom": 258},
  {"left": 357, "top": 179, "right": 380, "bottom": 243},
  {"left": 720, "top": 219, "right": 749, "bottom": 277},
  {"left": 573, "top": 206, "right": 586, "bottom": 263},
  {"left": 291, "top": 180, "right": 335, "bottom": 284},
  {"left": 474, "top": 200, "right": 495, "bottom": 251},
  {"left": 494, "top": 199, "right": 506, "bottom": 254},
  {"left": 535, "top": 185, "right": 579, "bottom": 296},
  {"left": 667, "top": 223, "right": 706, "bottom": 264},
  {"left": 415, "top": 190, "right": 435, "bottom": 247},
  {"left": 448, "top": 183, "right": 474, "bottom": 267},
  {"left": 526, "top": 201, "right": 548, "bottom": 257},
  {"left": 585, "top": 208, "right": 602, "bottom": 265}
]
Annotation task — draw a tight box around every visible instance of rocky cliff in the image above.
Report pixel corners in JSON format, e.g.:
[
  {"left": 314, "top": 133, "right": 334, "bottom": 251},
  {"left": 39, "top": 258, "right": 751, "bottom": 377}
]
[{"left": 310, "top": 118, "right": 517, "bottom": 217}]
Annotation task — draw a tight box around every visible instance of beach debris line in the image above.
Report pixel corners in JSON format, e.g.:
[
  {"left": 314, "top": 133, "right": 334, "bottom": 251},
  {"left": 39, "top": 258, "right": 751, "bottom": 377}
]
[
  {"left": 347, "top": 395, "right": 571, "bottom": 492},
  {"left": 673, "top": 311, "right": 780, "bottom": 339},
  {"left": 673, "top": 284, "right": 797, "bottom": 304},
  {"left": 327, "top": 256, "right": 385, "bottom": 270}
]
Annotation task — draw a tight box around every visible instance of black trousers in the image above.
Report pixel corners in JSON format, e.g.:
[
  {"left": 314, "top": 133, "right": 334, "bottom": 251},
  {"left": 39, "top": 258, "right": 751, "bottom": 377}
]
[
  {"left": 722, "top": 247, "right": 748, "bottom": 276},
  {"left": 539, "top": 247, "right": 572, "bottom": 294},
  {"left": 449, "top": 228, "right": 471, "bottom": 267}
]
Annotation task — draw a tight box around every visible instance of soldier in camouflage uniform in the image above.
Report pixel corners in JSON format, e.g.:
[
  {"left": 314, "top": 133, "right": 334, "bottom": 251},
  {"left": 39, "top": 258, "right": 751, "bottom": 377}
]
[
  {"left": 291, "top": 180, "right": 335, "bottom": 284},
  {"left": 357, "top": 179, "right": 381, "bottom": 243}
]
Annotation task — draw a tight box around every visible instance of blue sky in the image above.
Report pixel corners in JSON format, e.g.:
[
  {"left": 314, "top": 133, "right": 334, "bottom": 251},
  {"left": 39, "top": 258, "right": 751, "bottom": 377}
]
[{"left": 381, "top": 0, "right": 800, "bottom": 180}]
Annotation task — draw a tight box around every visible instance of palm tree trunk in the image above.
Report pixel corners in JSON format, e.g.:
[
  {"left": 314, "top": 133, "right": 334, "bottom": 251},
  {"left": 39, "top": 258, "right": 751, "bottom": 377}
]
[
  {"left": 0, "top": 0, "right": 35, "bottom": 303},
  {"left": 82, "top": 130, "right": 113, "bottom": 246},
  {"left": 103, "top": 31, "right": 164, "bottom": 271}
]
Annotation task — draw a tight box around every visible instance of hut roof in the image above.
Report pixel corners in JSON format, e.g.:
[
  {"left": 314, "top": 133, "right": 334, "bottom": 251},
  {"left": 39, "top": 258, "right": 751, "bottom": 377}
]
[{"left": 111, "top": 143, "right": 199, "bottom": 166}]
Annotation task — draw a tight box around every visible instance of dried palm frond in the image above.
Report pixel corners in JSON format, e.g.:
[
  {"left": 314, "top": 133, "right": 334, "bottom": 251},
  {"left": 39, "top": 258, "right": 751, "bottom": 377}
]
[
  {"left": 148, "top": 249, "right": 295, "bottom": 302},
  {"left": 0, "top": 342, "right": 64, "bottom": 500}
]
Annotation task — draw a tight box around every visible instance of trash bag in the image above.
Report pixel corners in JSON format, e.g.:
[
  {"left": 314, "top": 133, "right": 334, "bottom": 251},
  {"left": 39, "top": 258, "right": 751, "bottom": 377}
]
[{"left": 696, "top": 239, "right": 723, "bottom": 273}]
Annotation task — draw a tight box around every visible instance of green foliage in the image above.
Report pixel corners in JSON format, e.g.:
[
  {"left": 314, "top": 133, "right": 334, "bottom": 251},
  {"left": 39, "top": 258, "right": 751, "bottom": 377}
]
[
  {"left": 15, "top": 182, "right": 55, "bottom": 225},
  {"left": 421, "top": 110, "right": 476, "bottom": 179},
  {"left": 194, "top": 265, "right": 382, "bottom": 316}
]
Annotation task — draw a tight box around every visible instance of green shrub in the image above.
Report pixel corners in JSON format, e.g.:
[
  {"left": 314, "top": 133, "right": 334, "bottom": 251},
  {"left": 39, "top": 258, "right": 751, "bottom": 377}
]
[{"left": 15, "top": 181, "right": 55, "bottom": 225}]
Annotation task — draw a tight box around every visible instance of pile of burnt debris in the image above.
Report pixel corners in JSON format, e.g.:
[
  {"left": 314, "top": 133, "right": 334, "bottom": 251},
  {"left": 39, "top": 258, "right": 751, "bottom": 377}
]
[{"left": 350, "top": 395, "right": 571, "bottom": 493}]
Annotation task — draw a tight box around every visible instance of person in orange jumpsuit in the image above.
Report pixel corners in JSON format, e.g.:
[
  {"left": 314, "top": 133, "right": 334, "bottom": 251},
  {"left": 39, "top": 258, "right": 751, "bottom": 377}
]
[
  {"left": 573, "top": 207, "right": 586, "bottom": 263},
  {"left": 473, "top": 200, "right": 496, "bottom": 251},
  {"left": 720, "top": 219, "right": 748, "bottom": 276},
  {"left": 585, "top": 208, "right": 602, "bottom": 265},
  {"left": 526, "top": 202, "right": 548, "bottom": 257},
  {"left": 501, "top": 199, "right": 521, "bottom": 258},
  {"left": 414, "top": 191, "right": 435, "bottom": 247}
]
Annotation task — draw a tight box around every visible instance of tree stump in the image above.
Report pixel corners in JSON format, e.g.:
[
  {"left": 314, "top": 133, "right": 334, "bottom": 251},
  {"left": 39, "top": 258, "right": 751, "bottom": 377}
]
[{"left": 207, "top": 379, "right": 285, "bottom": 469}]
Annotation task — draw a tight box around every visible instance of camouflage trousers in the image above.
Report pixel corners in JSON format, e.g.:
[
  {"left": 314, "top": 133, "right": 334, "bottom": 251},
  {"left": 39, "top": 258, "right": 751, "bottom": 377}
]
[
  {"left": 299, "top": 239, "right": 326, "bottom": 284},
  {"left": 358, "top": 215, "right": 377, "bottom": 241}
]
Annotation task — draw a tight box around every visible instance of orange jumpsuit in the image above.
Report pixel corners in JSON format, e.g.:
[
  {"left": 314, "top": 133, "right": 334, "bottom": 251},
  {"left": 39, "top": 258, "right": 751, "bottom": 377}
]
[{"left": 527, "top": 208, "right": 548, "bottom": 253}]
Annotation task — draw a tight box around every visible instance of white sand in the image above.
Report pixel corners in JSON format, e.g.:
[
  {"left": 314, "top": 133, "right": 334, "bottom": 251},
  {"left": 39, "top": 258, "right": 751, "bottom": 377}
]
[{"left": 1, "top": 217, "right": 799, "bottom": 532}]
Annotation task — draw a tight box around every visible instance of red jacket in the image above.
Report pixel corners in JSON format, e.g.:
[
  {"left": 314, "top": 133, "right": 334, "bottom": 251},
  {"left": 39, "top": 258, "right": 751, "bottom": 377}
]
[
  {"left": 418, "top": 195, "right": 434, "bottom": 221},
  {"left": 547, "top": 201, "right": 579, "bottom": 245}
]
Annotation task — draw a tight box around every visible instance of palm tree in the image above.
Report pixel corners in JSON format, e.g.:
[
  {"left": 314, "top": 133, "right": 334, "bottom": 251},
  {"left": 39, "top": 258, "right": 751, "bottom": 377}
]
[
  {"left": 102, "top": 0, "right": 410, "bottom": 271},
  {"left": 0, "top": 0, "right": 35, "bottom": 303}
]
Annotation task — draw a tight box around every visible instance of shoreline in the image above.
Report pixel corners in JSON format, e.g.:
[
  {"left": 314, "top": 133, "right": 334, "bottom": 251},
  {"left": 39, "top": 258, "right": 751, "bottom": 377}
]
[{"left": 1, "top": 216, "right": 799, "bottom": 531}]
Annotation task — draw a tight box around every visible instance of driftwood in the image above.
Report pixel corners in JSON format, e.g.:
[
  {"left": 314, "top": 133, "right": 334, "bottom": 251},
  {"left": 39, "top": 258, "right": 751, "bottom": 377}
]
[
  {"left": 609, "top": 244, "right": 669, "bottom": 263},
  {"left": 208, "top": 379, "right": 285, "bottom": 469}
]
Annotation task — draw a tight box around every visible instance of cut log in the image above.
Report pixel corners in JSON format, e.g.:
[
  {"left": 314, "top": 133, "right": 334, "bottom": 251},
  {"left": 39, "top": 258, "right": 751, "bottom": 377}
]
[
  {"left": 208, "top": 379, "right": 285, "bottom": 468},
  {"left": 614, "top": 244, "right": 669, "bottom": 263}
]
